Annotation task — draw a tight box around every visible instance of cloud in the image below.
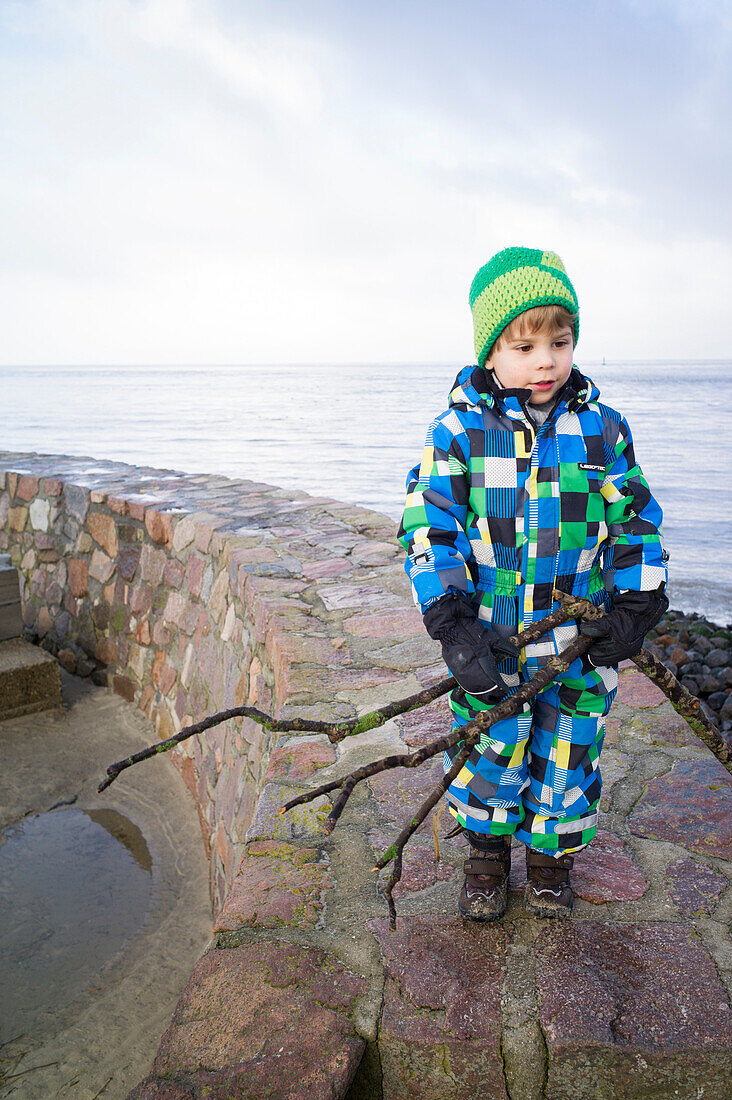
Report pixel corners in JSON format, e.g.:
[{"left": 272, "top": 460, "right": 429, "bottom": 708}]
[{"left": 0, "top": 0, "right": 729, "bottom": 363}]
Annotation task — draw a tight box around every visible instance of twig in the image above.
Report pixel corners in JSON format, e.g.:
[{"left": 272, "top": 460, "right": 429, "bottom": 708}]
[
  {"left": 554, "top": 591, "right": 731, "bottom": 773},
  {"left": 508, "top": 602, "right": 584, "bottom": 647},
  {"left": 98, "top": 618, "right": 546, "bottom": 792},
  {"left": 280, "top": 729, "right": 463, "bottom": 825},
  {"left": 99, "top": 584, "right": 730, "bottom": 929},
  {"left": 432, "top": 801, "right": 445, "bottom": 861},
  {"left": 2, "top": 1062, "right": 60, "bottom": 1082},
  {"left": 97, "top": 678, "right": 455, "bottom": 792},
  {"left": 91, "top": 1077, "right": 114, "bottom": 1099},
  {"left": 286, "top": 591, "right": 731, "bottom": 925},
  {"left": 280, "top": 632, "right": 593, "bottom": 837},
  {"left": 365, "top": 635, "right": 593, "bottom": 927},
  {"left": 376, "top": 743, "right": 472, "bottom": 928}
]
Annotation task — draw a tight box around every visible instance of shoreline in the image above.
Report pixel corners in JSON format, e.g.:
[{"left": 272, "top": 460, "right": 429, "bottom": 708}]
[
  {"left": 648, "top": 608, "right": 732, "bottom": 742},
  {"left": 1, "top": 354, "right": 731, "bottom": 624}
]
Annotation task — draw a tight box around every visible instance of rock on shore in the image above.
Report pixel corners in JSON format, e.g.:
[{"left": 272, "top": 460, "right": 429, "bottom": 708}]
[{"left": 646, "top": 609, "right": 732, "bottom": 744}]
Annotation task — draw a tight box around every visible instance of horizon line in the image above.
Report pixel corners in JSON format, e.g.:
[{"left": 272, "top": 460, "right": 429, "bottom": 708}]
[{"left": 2, "top": 358, "right": 731, "bottom": 370}]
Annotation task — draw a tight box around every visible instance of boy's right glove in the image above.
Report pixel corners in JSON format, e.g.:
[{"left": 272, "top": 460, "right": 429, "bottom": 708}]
[
  {"left": 423, "top": 591, "right": 518, "bottom": 699},
  {"left": 579, "top": 585, "right": 669, "bottom": 667}
]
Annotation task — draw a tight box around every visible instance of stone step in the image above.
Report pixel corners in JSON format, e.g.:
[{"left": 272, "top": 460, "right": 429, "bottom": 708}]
[
  {"left": 0, "top": 554, "right": 23, "bottom": 641},
  {"left": 0, "top": 638, "right": 62, "bottom": 720}
]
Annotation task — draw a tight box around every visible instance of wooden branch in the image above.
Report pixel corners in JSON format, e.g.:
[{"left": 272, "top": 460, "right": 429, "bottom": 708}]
[
  {"left": 375, "top": 742, "right": 472, "bottom": 929},
  {"left": 99, "top": 584, "right": 731, "bottom": 931},
  {"left": 553, "top": 590, "right": 731, "bottom": 774},
  {"left": 279, "top": 727, "right": 464, "bottom": 830},
  {"left": 97, "top": 678, "right": 456, "bottom": 792},
  {"left": 281, "top": 633, "right": 593, "bottom": 835},
  {"left": 97, "top": 618, "right": 545, "bottom": 792},
  {"left": 290, "top": 591, "right": 730, "bottom": 925},
  {"left": 508, "top": 602, "right": 584, "bottom": 647}
]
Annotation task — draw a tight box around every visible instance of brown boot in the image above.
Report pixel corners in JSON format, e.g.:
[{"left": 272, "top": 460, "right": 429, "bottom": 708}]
[
  {"left": 459, "top": 833, "right": 511, "bottom": 922},
  {"left": 524, "top": 849, "right": 574, "bottom": 918}
]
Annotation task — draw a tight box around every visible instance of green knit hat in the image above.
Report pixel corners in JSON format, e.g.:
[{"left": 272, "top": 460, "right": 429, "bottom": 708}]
[{"left": 469, "top": 247, "right": 579, "bottom": 368}]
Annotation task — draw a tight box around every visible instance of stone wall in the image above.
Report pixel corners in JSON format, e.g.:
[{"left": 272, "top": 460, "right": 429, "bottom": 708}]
[
  {"left": 3, "top": 450, "right": 731, "bottom": 1099},
  {"left": 0, "top": 451, "right": 431, "bottom": 912}
]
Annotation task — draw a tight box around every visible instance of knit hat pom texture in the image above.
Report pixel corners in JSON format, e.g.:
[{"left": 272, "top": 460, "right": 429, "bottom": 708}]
[{"left": 470, "top": 247, "right": 579, "bottom": 368}]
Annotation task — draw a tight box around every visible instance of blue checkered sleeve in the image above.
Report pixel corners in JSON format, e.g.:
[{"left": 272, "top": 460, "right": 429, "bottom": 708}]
[
  {"left": 601, "top": 415, "right": 667, "bottom": 592},
  {"left": 397, "top": 416, "right": 476, "bottom": 612}
]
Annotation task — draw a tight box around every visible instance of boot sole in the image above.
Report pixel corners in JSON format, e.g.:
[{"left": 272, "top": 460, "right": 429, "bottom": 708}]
[
  {"left": 459, "top": 904, "right": 506, "bottom": 923},
  {"left": 524, "top": 892, "right": 573, "bottom": 919}
]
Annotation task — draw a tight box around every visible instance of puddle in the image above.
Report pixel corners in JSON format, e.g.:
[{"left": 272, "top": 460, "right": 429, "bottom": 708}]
[{"left": 0, "top": 807, "right": 153, "bottom": 1042}]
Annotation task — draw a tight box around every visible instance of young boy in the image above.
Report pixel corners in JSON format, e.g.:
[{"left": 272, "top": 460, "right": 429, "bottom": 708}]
[{"left": 398, "top": 247, "right": 668, "bottom": 921}]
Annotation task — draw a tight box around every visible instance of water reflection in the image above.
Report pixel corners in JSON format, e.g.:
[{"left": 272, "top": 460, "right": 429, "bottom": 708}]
[
  {"left": 85, "top": 808, "right": 152, "bottom": 873},
  {"left": 0, "top": 808, "right": 152, "bottom": 1041}
]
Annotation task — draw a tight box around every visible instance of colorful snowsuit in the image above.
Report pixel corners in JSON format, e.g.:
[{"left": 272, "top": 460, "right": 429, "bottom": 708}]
[{"left": 398, "top": 365, "right": 667, "bottom": 854}]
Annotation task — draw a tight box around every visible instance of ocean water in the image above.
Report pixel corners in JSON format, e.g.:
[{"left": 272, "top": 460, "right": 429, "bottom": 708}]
[{"left": 2, "top": 360, "right": 730, "bottom": 624}]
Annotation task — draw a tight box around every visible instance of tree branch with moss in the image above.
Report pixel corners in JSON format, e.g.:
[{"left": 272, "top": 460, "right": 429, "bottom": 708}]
[{"left": 98, "top": 589, "right": 729, "bottom": 926}]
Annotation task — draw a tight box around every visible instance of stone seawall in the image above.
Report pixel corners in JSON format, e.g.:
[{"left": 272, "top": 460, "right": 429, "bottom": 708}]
[
  {"left": 0, "top": 451, "right": 430, "bottom": 914},
  {"left": 2, "top": 450, "right": 731, "bottom": 1099}
]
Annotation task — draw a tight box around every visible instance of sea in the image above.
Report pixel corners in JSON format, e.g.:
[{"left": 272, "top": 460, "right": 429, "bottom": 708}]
[{"left": 2, "top": 360, "right": 730, "bottom": 625}]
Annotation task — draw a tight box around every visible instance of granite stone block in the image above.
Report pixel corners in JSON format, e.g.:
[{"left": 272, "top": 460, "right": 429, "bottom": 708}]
[
  {"left": 629, "top": 758, "right": 732, "bottom": 860},
  {"left": 214, "top": 840, "right": 334, "bottom": 931},
  {"left": 141, "top": 944, "right": 366, "bottom": 1100},
  {"left": 536, "top": 921, "right": 732, "bottom": 1099},
  {"left": 371, "top": 916, "right": 511, "bottom": 1100},
  {"left": 665, "top": 856, "right": 728, "bottom": 917},
  {"left": 87, "top": 511, "right": 119, "bottom": 557}
]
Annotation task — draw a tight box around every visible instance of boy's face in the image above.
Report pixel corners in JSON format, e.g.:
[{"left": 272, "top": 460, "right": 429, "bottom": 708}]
[{"left": 488, "top": 325, "right": 574, "bottom": 405}]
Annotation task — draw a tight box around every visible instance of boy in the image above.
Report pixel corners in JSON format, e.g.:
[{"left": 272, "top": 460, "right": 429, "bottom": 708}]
[{"left": 398, "top": 247, "right": 668, "bottom": 921}]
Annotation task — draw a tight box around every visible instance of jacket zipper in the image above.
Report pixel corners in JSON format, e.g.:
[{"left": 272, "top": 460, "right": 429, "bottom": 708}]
[{"left": 521, "top": 406, "right": 562, "bottom": 613}]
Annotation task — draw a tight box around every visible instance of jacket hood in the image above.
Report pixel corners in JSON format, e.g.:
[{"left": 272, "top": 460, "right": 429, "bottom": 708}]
[{"left": 447, "top": 364, "right": 600, "bottom": 415}]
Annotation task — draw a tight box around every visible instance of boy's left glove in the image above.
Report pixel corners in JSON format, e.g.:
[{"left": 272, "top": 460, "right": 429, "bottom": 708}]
[{"left": 579, "top": 585, "right": 669, "bottom": 667}]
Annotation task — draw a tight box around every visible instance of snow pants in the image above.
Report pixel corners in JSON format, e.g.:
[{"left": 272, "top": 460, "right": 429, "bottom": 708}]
[{"left": 444, "top": 651, "right": 618, "bottom": 855}]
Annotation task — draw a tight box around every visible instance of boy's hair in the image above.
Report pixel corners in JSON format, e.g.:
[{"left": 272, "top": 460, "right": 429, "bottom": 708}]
[
  {"left": 491, "top": 304, "right": 578, "bottom": 356},
  {"left": 470, "top": 247, "right": 579, "bottom": 367}
]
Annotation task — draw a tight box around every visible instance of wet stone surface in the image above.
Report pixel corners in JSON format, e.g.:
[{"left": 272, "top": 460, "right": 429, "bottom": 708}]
[
  {"left": 615, "top": 669, "right": 666, "bottom": 708},
  {"left": 665, "top": 856, "right": 728, "bottom": 917},
  {"left": 213, "top": 840, "right": 334, "bottom": 932},
  {"left": 0, "top": 807, "right": 152, "bottom": 1042},
  {"left": 598, "top": 747, "right": 633, "bottom": 810},
  {"left": 572, "top": 831, "right": 648, "bottom": 903},
  {"left": 263, "top": 738, "right": 337, "bottom": 783},
  {"left": 368, "top": 827, "right": 458, "bottom": 896},
  {"left": 131, "top": 944, "right": 367, "bottom": 1100},
  {"left": 396, "top": 695, "right": 452, "bottom": 748},
  {"left": 646, "top": 612, "right": 732, "bottom": 738},
  {"left": 536, "top": 921, "right": 732, "bottom": 1100},
  {"left": 370, "top": 916, "right": 511, "bottom": 1100},
  {"left": 245, "top": 781, "right": 331, "bottom": 843},
  {"left": 600, "top": 714, "right": 622, "bottom": 746},
  {"left": 509, "top": 831, "right": 648, "bottom": 904},
  {"left": 628, "top": 706, "right": 700, "bottom": 748},
  {"left": 629, "top": 758, "right": 732, "bottom": 860},
  {"left": 0, "top": 669, "right": 212, "bottom": 1099},
  {"left": 368, "top": 756, "right": 444, "bottom": 833}
]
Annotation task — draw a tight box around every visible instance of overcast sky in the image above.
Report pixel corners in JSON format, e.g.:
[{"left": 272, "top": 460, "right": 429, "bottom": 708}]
[{"left": 1, "top": 0, "right": 730, "bottom": 365}]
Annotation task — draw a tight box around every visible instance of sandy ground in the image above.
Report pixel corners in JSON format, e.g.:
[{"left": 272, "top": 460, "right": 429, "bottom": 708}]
[{"left": 0, "top": 670, "right": 213, "bottom": 1099}]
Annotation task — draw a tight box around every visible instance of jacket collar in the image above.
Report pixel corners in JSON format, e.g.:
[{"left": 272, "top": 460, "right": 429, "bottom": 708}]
[{"left": 447, "top": 365, "right": 598, "bottom": 420}]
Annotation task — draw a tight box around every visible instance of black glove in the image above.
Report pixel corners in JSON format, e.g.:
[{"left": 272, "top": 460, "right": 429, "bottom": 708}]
[
  {"left": 423, "top": 591, "right": 518, "bottom": 699},
  {"left": 579, "top": 585, "right": 669, "bottom": 667}
]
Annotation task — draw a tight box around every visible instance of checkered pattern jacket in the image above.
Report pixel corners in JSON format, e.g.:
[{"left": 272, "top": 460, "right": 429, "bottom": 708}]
[{"left": 398, "top": 365, "right": 667, "bottom": 661}]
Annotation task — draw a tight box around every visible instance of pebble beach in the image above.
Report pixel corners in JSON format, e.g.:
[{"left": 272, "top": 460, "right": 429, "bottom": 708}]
[{"left": 647, "top": 610, "right": 732, "bottom": 742}]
